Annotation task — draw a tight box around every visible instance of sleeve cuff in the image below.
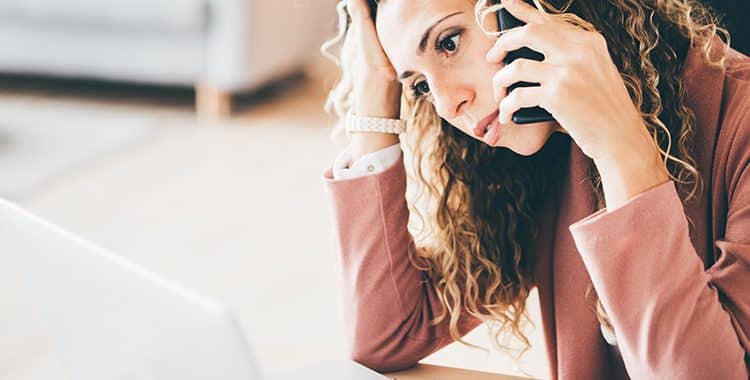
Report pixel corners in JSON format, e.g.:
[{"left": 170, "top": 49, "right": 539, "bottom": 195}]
[
  {"left": 568, "top": 179, "right": 680, "bottom": 251},
  {"left": 332, "top": 143, "right": 402, "bottom": 180}
]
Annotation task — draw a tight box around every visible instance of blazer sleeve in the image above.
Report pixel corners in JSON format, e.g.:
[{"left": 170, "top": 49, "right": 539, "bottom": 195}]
[
  {"left": 567, "top": 121, "right": 750, "bottom": 377},
  {"left": 321, "top": 150, "right": 482, "bottom": 373}
]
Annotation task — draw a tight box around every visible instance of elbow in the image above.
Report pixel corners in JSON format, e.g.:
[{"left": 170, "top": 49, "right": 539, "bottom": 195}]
[{"left": 348, "top": 344, "right": 420, "bottom": 374}]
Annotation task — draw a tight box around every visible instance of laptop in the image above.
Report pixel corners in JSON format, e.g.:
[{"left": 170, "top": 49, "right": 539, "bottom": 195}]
[{"left": 0, "top": 197, "right": 388, "bottom": 380}]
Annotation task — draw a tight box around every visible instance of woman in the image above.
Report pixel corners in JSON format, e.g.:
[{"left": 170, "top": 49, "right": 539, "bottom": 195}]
[{"left": 319, "top": 0, "right": 750, "bottom": 378}]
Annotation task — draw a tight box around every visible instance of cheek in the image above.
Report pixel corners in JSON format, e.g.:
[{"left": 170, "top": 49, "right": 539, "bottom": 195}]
[
  {"left": 445, "top": 119, "right": 476, "bottom": 139},
  {"left": 463, "top": 48, "right": 503, "bottom": 98}
]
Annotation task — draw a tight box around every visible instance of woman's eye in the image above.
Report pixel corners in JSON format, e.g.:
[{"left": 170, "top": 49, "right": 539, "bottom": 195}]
[
  {"left": 439, "top": 33, "right": 461, "bottom": 52},
  {"left": 409, "top": 31, "right": 462, "bottom": 99},
  {"left": 410, "top": 80, "right": 430, "bottom": 98}
]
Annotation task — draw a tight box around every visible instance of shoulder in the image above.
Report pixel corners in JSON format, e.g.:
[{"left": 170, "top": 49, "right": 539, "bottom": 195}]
[
  {"left": 724, "top": 46, "right": 750, "bottom": 79},
  {"left": 718, "top": 47, "right": 750, "bottom": 196},
  {"left": 722, "top": 47, "right": 750, "bottom": 121}
]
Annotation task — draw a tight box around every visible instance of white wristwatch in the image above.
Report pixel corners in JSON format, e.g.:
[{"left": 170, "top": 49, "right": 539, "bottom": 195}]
[{"left": 345, "top": 110, "right": 407, "bottom": 135}]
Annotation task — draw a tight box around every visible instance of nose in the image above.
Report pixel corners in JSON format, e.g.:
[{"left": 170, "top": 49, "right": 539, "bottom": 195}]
[{"left": 430, "top": 77, "right": 472, "bottom": 120}]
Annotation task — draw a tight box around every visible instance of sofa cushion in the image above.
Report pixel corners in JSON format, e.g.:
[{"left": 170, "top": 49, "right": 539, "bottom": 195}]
[{"left": 0, "top": 0, "right": 208, "bottom": 33}]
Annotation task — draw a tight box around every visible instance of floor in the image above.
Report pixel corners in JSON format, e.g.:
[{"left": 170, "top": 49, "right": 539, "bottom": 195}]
[{"left": 0, "top": 61, "right": 549, "bottom": 379}]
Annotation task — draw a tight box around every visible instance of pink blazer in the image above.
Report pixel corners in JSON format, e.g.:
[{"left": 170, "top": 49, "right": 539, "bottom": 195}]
[{"left": 321, "top": 38, "right": 750, "bottom": 379}]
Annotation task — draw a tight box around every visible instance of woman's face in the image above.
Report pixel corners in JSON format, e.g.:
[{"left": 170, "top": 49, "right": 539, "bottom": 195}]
[{"left": 375, "top": 0, "right": 566, "bottom": 156}]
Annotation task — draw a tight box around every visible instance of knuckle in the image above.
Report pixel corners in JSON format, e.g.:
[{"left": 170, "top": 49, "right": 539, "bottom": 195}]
[
  {"left": 542, "top": 91, "right": 556, "bottom": 111},
  {"left": 504, "top": 90, "right": 518, "bottom": 107},
  {"left": 560, "top": 75, "right": 574, "bottom": 90},
  {"left": 506, "top": 59, "right": 522, "bottom": 76},
  {"left": 547, "top": 79, "right": 562, "bottom": 96},
  {"left": 515, "top": 59, "right": 530, "bottom": 72},
  {"left": 346, "top": 0, "right": 366, "bottom": 20},
  {"left": 589, "top": 32, "right": 607, "bottom": 52},
  {"left": 494, "top": 67, "right": 509, "bottom": 87},
  {"left": 493, "top": 70, "right": 503, "bottom": 87},
  {"left": 504, "top": 91, "right": 519, "bottom": 109},
  {"left": 558, "top": 66, "right": 573, "bottom": 79},
  {"left": 524, "top": 23, "right": 540, "bottom": 36},
  {"left": 492, "top": 37, "right": 503, "bottom": 50},
  {"left": 569, "top": 49, "right": 586, "bottom": 64},
  {"left": 556, "top": 77, "right": 575, "bottom": 96},
  {"left": 345, "top": 0, "right": 356, "bottom": 13},
  {"left": 500, "top": 95, "right": 513, "bottom": 116},
  {"left": 522, "top": 23, "right": 534, "bottom": 35},
  {"left": 517, "top": 87, "right": 533, "bottom": 103},
  {"left": 593, "top": 32, "right": 606, "bottom": 46},
  {"left": 535, "top": 22, "right": 551, "bottom": 35}
]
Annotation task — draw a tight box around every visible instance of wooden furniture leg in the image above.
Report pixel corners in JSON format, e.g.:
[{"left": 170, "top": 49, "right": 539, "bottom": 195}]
[{"left": 196, "top": 84, "right": 232, "bottom": 119}]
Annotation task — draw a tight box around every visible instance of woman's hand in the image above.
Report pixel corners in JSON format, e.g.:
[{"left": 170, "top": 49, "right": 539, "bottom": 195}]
[
  {"left": 343, "top": 0, "right": 402, "bottom": 161},
  {"left": 345, "top": 0, "right": 399, "bottom": 84},
  {"left": 486, "top": 0, "right": 669, "bottom": 209},
  {"left": 343, "top": 0, "right": 402, "bottom": 118},
  {"left": 485, "top": 0, "right": 655, "bottom": 164}
]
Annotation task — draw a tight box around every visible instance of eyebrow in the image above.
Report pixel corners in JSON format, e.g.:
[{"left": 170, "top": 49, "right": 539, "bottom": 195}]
[{"left": 397, "top": 11, "right": 464, "bottom": 82}]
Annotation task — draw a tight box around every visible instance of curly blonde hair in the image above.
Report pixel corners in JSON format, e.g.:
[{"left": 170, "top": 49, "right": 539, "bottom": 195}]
[{"left": 320, "top": 0, "right": 731, "bottom": 359}]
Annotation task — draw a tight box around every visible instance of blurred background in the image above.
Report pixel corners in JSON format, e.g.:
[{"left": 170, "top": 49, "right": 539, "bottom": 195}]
[{"left": 0, "top": 1, "right": 745, "bottom": 379}]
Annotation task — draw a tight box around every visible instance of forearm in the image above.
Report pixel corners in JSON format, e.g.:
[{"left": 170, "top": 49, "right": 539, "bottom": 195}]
[
  {"left": 594, "top": 139, "right": 671, "bottom": 212},
  {"left": 324, "top": 155, "right": 481, "bottom": 372},
  {"left": 569, "top": 180, "right": 748, "bottom": 379}
]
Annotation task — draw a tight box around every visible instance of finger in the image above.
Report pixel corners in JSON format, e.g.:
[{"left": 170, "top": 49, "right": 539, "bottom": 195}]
[
  {"left": 485, "top": 39, "right": 510, "bottom": 63},
  {"left": 346, "top": 0, "right": 371, "bottom": 22},
  {"left": 488, "top": 23, "right": 565, "bottom": 63},
  {"left": 492, "top": 58, "right": 549, "bottom": 101},
  {"left": 347, "top": 0, "right": 379, "bottom": 39},
  {"left": 499, "top": 0, "right": 547, "bottom": 25},
  {"left": 497, "top": 86, "right": 548, "bottom": 124}
]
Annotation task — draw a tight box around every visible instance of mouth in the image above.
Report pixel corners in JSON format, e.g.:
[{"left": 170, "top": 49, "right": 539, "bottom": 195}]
[{"left": 473, "top": 110, "right": 499, "bottom": 138}]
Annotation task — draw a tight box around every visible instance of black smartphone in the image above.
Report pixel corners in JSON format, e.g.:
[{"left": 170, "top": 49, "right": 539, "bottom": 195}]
[{"left": 495, "top": 0, "right": 555, "bottom": 125}]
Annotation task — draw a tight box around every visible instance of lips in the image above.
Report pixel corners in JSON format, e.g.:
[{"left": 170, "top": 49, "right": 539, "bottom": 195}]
[
  {"left": 483, "top": 117, "right": 502, "bottom": 146},
  {"left": 474, "top": 110, "right": 499, "bottom": 138}
]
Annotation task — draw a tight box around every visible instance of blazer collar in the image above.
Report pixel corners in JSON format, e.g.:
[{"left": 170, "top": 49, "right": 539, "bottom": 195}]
[{"left": 679, "top": 36, "right": 728, "bottom": 260}]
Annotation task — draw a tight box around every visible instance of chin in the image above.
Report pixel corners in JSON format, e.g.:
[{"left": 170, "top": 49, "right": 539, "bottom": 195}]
[
  {"left": 497, "top": 121, "right": 559, "bottom": 156},
  {"left": 506, "top": 143, "right": 545, "bottom": 156}
]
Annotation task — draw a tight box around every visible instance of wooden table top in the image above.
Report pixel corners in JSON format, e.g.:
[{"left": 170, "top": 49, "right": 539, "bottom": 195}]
[{"left": 384, "top": 364, "right": 536, "bottom": 380}]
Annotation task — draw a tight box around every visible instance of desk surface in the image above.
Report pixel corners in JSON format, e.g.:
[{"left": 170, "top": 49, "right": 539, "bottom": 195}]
[{"left": 385, "top": 364, "right": 534, "bottom": 380}]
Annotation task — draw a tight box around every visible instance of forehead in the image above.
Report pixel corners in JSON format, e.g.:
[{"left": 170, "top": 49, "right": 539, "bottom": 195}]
[{"left": 375, "top": 0, "right": 471, "bottom": 74}]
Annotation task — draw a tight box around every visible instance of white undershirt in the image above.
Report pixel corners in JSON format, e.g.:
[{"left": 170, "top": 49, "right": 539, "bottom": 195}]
[{"left": 332, "top": 143, "right": 402, "bottom": 180}]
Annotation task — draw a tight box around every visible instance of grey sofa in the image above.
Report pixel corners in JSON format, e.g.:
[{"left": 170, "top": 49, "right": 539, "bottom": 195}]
[{"left": 0, "top": 0, "right": 334, "bottom": 116}]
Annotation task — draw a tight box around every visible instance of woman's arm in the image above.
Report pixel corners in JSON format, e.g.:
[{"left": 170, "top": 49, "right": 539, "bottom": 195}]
[
  {"left": 568, "top": 120, "right": 750, "bottom": 378},
  {"left": 322, "top": 152, "right": 483, "bottom": 372}
]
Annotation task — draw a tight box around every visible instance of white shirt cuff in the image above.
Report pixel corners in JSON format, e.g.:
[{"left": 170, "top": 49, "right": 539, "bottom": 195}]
[{"left": 332, "top": 143, "right": 402, "bottom": 180}]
